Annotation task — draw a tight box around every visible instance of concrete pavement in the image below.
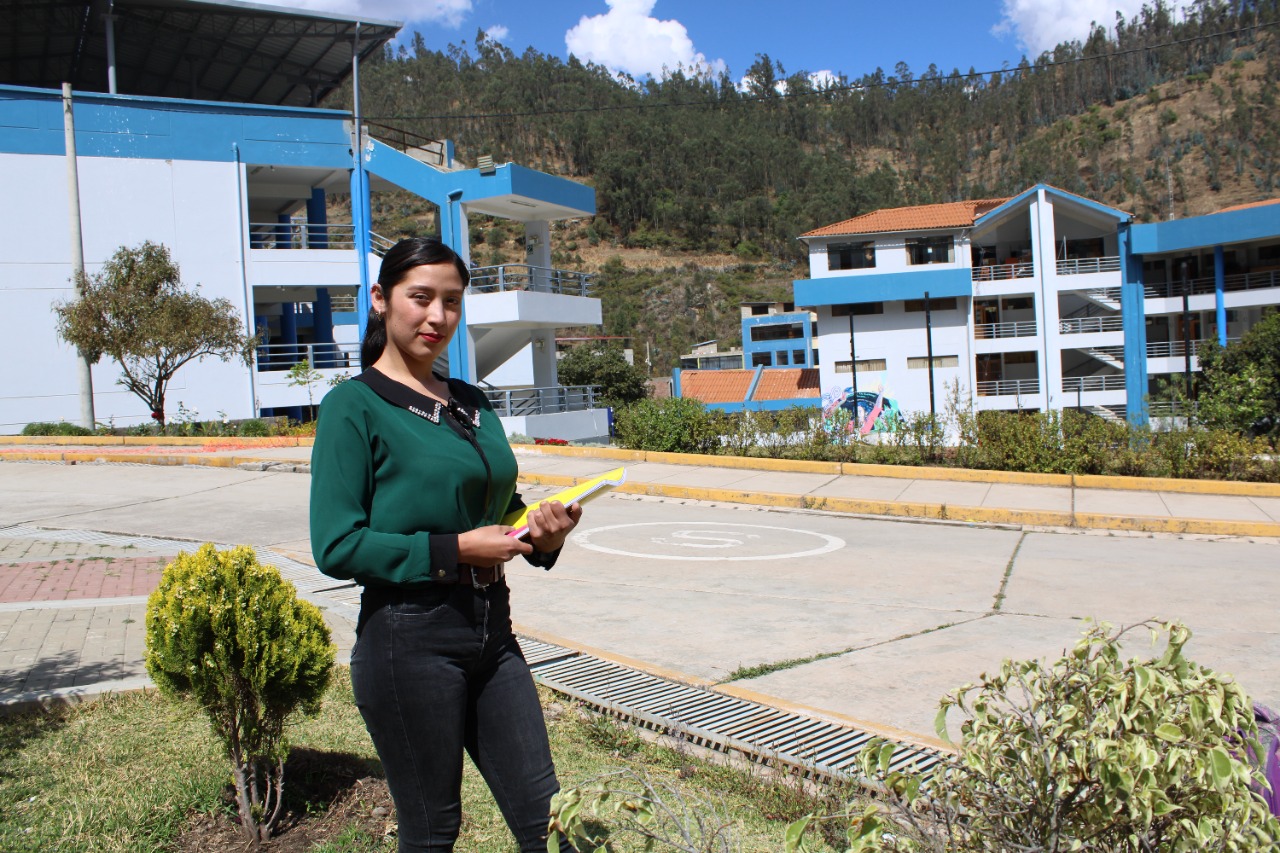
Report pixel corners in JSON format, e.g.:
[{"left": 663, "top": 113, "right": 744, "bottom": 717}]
[{"left": 1, "top": 442, "right": 1278, "bottom": 748}]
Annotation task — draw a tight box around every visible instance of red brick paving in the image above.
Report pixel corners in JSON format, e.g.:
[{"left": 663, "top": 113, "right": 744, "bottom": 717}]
[{"left": 0, "top": 557, "right": 169, "bottom": 602}]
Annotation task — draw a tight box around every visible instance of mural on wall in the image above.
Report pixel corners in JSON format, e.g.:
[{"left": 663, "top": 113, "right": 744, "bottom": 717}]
[{"left": 821, "top": 381, "right": 901, "bottom": 435}]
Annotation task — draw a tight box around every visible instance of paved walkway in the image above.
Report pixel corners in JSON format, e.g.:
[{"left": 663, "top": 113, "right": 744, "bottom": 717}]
[{"left": 1, "top": 438, "right": 1277, "bottom": 732}]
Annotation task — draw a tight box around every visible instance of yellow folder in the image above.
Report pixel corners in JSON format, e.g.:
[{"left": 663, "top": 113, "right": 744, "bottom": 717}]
[{"left": 502, "top": 467, "right": 627, "bottom": 538}]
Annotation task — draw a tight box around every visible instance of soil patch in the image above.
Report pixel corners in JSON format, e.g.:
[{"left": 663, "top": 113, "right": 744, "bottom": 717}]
[{"left": 172, "top": 749, "right": 394, "bottom": 852}]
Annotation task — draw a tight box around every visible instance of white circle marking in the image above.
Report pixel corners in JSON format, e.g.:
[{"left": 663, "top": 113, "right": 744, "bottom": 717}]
[{"left": 575, "top": 522, "right": 845, "bottom": 562}]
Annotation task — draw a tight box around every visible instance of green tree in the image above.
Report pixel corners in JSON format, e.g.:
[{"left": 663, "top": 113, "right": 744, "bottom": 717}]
[
  {"left": 556, "top": 344, "right": 651, "bottom": 406},
  {"left": 145, "top": 544, "right": 334, "bottom": 842},
  {"left": 1197, "top": 311, "right": 1280, "bottom": 437},
  {"left": 54, "top": 242, "right": 255, "bottom": 426}
]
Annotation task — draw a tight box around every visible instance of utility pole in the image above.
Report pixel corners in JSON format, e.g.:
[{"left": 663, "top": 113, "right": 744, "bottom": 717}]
[
  {"left": 846, "top": 307, "right": 859, "bottom": 427},
  {"left": 63, "top": 83, "right": 95, "bottom": 429},
  {"left": 924, "top": 291, "right": 936, "bottom": 418}
]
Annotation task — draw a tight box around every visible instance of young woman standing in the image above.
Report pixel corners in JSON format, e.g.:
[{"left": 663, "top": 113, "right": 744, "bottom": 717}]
[{"left": 310, "top": 237, "right": 580, "bottom": 852}]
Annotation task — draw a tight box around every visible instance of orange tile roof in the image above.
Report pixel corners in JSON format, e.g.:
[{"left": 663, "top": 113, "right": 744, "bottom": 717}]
[
  {"left": 753, "top": 369, "right": 821, "bottom": 401},
  {"left": 802, "top": 198, "right": 1010, "bottom": 238},
  {"left": 1214, "top": 197, "right": 1280, "bottom": 214},
  {"left": 680, "top": 370, "right": 755, "bottom": 404}
]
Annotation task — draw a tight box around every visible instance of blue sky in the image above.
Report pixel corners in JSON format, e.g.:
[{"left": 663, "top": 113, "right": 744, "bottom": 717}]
[{"left": 289, "top": 0, "right": 1185, "bottom": 85}]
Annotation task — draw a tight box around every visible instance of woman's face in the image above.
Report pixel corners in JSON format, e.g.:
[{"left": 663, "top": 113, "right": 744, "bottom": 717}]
[{"left": 371, "top": 262, "right": 464, "bottom": 368}]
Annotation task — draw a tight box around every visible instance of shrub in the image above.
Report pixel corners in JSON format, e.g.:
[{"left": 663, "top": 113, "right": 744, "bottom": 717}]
[
  {"left": 789, "top": 621, "right": 1280, "bottom": 851},
  {"left": 144, "top": 544, "right": 334, "bottom": 842},
  {"left": 614, "top": 397, "right": 719, "bottom": 454},
  {"left": 236, "top": 418, "right": 271, "bottom": 437},
  {"left": 21, "top": 421, "right": 93, "bottom": 436}
]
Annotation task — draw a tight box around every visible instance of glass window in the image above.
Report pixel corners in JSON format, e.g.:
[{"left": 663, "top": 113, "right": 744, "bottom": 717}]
[
  {"left": 904, "top": 297, "right": 958, "bottom": 312},
  {"left": 832, "top": 302, "right": 884, "bottom": 316},
  {"left": 793, "top": 349, "right": 807, "bottom": 365},
  {"left": 835, "top": 358, "right": 888, "bottom": 374},
  {"left": 908, "top": 355, "right": 960, "bottom": 369},
  {"left": 828, "top": 241, "right": 876, "bottom": 270},
  {"left": 906, "top": 236, "right": 954, "bottom": 265},
  {"left": 750, "top": 352, "right": 772, "bottom": 367}
]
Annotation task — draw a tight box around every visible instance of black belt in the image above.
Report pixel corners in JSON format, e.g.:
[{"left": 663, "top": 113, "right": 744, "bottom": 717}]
[{"left": 456, "top": 563, "right": 504, "bottom": 589}]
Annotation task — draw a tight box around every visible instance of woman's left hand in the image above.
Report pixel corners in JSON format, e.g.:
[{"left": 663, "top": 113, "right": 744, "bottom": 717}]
[{"left": 525, "top": 500, "right": 582, "bottom": 554}]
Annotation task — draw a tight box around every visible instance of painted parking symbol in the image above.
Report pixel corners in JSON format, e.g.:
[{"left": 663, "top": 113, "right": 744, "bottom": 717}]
[{"left": 575, "top": 522, "right": 845, "bottom": 562}]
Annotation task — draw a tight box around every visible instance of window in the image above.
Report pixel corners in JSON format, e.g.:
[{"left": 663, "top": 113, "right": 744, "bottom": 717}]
[
  {"left": 834, "top": 358, "right": 887, "bottom": 373},
  {"left": 904, "top": 297, "right": 958, "bottom": 312},
  {"left": 828, "top": 241, "right": 876, "bottom": 270},
  {"left": 1063, "top": 237, "right": 1105, "bottom": 259},
  {"left": 1001, "top": 296, "right": 1032, "bottom": 311},
  {"left": 1005, "top": 351, "right": 1037, "bottom": 365},
  {"left": 908, "top": 355, "right": 959, "bottom": 369},
  {"left": 750, "top": 352, "right": 772, "bottom": 367},
  {"left": 792, "top": 349, "right": 807, "bottom": 365},
  {"left": 906, "top": 236, "right": 954, "bottom": 265},
  {"left": 832, "top": 302, "right": 883, "bottom": 316},
  {"left": 776, "top": 351, "right": 790, "bottom": 365},
  {"left": 750, "top": 304, "right": 770, "bottom": 316},
  {"left": 1260, "top": 244, "right": 1280, "bottom": 264},
  {"left": 812, "top": 349, "right": 820, "bottom": 365},
  {"left": 750, "top": 323, "right": 804, "bottom": 342}
]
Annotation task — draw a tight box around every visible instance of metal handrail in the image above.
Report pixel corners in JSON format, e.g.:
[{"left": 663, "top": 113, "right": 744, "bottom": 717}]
[
  {"left": 469, "top": 264, "right": 595, "bottom": 297},
  {"left": 484, "top": 385, "right": 602, "bottom": 416},
  {"left": 256, "top": 341, "right": 359, "bottom": 373},
  {"left": 367, "top": 120, "right": 449, "bottom": 167},
  {"left": 1057, "top": 256, "right": 1120, "bottom": 275},
  {"left": 1146, "top": 337, "right": 1238, "bottom": 358},
  {"left": 974, "top": 320, "right": 1037, "bottom": 339},
  {"left": 1062, "top": 374, "right": 1126, "bottom": 392},
  {"left": 975, "top": 378, "right": 1040, "bottom": 397},
  {"left": 1144, "top": 270, "right": 1280, "bottom": 299},
  {"left": 1059, "top": 315, "right": 1124, "bottom": 334},
  {"left": 370, "top": 231, "right": 397, "bottom": 256},
  {"left": 972, "top": 262, "right": 1034, "bottom": 282},
  {"left": 249, "top": 221, "right": 356, "bottom": 250},
  {"left": 330, "top": 294, "right": 357, "bottom": 312}
]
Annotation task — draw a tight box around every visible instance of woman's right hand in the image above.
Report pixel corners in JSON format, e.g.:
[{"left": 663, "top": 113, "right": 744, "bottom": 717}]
[{"left": 457, "top": 525, "right": 533, "bottom": 565}]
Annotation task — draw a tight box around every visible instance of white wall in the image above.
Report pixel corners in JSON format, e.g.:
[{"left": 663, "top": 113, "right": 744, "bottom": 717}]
[{"left": 0, "top": 152, "right": 258, "bottom": 432}]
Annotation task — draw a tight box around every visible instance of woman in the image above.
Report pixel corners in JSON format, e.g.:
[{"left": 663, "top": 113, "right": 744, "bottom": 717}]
[{"left": 310, "top": 237, "right": 580, "bottom": 852}]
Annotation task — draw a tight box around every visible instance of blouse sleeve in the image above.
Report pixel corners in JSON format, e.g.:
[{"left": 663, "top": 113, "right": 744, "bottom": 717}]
[{"left": 309, "top": 385, "right": 461, "bottom": 586}]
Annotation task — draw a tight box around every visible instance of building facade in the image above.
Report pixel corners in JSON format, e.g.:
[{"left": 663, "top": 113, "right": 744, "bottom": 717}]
[
  {"left": 1, "top": 1, "right": 609, "bottom": 440},
  {"left": 793, "top": 185, "right": 1280, "bottom": 425}
]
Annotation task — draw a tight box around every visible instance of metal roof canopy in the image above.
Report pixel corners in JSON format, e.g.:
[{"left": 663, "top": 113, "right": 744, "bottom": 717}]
[{"left": 4, "top": 0, "right": 400, "bottom": 107}]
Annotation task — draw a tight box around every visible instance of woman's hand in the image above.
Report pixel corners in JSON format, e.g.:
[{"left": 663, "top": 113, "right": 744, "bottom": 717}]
[
  {"left": 525, "top": 500, "right": 582, "bottom": 555},
  {"left": 457, "top": 525, "right": 533, "bottom": 565}
]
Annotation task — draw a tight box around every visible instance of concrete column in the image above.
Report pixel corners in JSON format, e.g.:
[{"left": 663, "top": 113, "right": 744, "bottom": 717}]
[
  {"left": 1029, "top": 191, "right": 1060, "bottom": 411},
  {"left": 313, "top": 288, "right": 337, "bottom": 367},
  {"left": 306, "top": 188, "right": 328, "bottom": 249},
  {"left": 1119, "top": 224, "right": 1150, "bottom": 426},
  {"left": 280, "top": 301, "right": 299, "bottom": 367},
  {"left": 275, "top": 213, "right": 291, "bottom": 248},
  {"left": 531, "top": 330, "right": 558, "bottom": 387},
  {"left": 1214, "top": 245, "right": 1227, "bottom": 346},
  {"left": 525, "top": 220, "right": 552, "bottom": 291}
]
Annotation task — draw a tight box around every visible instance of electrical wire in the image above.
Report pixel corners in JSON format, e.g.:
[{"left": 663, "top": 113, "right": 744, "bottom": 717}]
[{"left": 366, "top": 17, "right": 1278, "bottom": 123}]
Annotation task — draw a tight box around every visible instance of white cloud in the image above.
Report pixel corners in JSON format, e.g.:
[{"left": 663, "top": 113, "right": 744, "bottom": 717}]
[
  {"left": 737, "top": 69, "right": 840, "bottom": 96},
  {"left": 565, "top": 0, "right": 725, "bottom": 80},
  {"left": 484, "top": 24, "right": 510, "bottom": 42},
  {"left": 282, "top": 0, "right": 472, "bottom": 27},
  {"left": 993, "top": 0, "right": 1190, "bottom": 56}
]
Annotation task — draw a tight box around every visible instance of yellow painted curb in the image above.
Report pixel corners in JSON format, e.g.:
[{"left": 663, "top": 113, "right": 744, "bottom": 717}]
[
  {"left": 843, "top": 462, "right": 1072, "bottom": 487},
  {"left": 512, "top": 627, "right": 717, "bottom": 689},
  {"left": 1072, "top": 512, "right": 1280, "bottom": 538},
  {"left": 0, "top": 435, "right": 312, "bottom": 448},
  {"left": 1074, "top": 473, "right": 1280, "bottom": 498}
]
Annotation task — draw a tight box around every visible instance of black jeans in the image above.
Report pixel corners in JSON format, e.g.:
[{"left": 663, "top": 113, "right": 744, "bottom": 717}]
[{"left": 351, "top": 582, "right": 572, "bottom": 852}]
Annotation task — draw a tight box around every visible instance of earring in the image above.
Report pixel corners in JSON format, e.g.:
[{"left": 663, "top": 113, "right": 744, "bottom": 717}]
[{"left": 371, "top": 309, "right": 383, "bottom": 320}]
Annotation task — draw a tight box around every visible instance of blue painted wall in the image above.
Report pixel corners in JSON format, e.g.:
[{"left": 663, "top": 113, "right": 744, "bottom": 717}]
[
  {"left": 741, "top": 312, "right": 815, "bottom": 368},
  {"left": 1130, "top": 203, "right": 1280, "bottom": 254},
  {"left": 793, "top": 267, "right": 972, "bottom": 306}
]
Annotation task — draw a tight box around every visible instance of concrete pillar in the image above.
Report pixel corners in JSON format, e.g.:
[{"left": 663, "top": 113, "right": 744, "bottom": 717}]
[
  {"left": 1029, "top": 190, "right": 1060, "bottom": 411},
  {"left": 525, "top": 220, "right": 552, "bottom": 292},
  {"left": 313, "top": 288, "right": 337, "bottom": 367},
  {"left": 280, "top": 301, "right": 299, "bottom": 368},
  {"left": 1214, "top": 245, "right": 1227, "bottom": 346},
  {"left": 306, "top": 188, "right": 328, "bottom": 249},
  {"left": 275, "top": 213, "right": 291, "bottom": 249},
  {"left": 1119, "top": 224, "right": 1150, "bottom": 426}
]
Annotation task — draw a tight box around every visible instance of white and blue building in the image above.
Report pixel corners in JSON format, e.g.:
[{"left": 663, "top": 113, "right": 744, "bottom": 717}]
[
  {"left": 1, "top": 0, "right": 609, "bottom": 440},
  {"left": 793, "top": 185, "right": 1280, "bottom": 425}
]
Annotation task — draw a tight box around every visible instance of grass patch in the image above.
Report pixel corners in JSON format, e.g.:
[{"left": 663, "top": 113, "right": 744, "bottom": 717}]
[
  {"left": 0, "top": 668, "right": 855, "bottom": 851},
  {"left": 723, "top": 648, "right": 853, "bottom": 682}
]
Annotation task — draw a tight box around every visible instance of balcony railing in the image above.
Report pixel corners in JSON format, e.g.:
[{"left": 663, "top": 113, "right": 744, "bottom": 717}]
[
  {"left": 469, "top": 264, "right": 594, "bottom": 297},
  {"left": 1144, "top": 269, "right": 1280, "bottom": 299},
  {"left": 1062, "top": 375, "right": 1126, "bottom": 392},
  {"left": 972, "top": 262, "right": 1034, "bottom": 282},
  {"left": 1057, "top": 256, "right": 1120, "bottom": 275},
  {"left": 974, "top": 320, "right": 1037, "bottom": 339},
  {"left": 976, "top": 378, "right": 1040, "bottom": 397},
  {"left": 256, "top": 342, "right": 359, "bottom": 373},
  {"left": 249, "top": 222, "right": 356, "bottom": 250},
  {"left": 1146, "top": 337, "right": 1238, "bottom": 359},
  {"left": 1059, "top": 315, "right": 1124, "bottom": 334},
  {"left": 485, "top": 385, "right": 601, "bottom": 416}
]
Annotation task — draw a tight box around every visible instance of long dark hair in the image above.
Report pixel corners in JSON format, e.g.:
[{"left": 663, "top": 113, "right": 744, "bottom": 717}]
[{"left": 361, "top": 237, "right": 470, "bottom": 370}]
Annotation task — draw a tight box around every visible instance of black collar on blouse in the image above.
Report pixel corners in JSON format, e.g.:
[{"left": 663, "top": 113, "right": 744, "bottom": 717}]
[{"left": 354, "top": 367, "right": 481, "bottom": 429}]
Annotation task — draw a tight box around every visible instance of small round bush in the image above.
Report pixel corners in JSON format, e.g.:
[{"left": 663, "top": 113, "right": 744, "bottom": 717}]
[
  {"left": 237, "top": 418, "right": 271, "bottom": 437},
  {"left": 21, "top": 421, "right": 93, "bottom": 436}
]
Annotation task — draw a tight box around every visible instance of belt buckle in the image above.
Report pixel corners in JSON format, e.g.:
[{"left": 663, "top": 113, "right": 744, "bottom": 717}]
[{"left": 471, "top": 565, "right": 495, "bottom": 590}]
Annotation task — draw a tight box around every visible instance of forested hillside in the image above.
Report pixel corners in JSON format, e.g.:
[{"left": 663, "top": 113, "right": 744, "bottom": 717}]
[{"left": 331, "top": 0, "right": 1280, "bottom": 373}]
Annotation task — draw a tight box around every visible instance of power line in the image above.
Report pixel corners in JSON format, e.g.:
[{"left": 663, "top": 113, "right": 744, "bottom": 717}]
[{"left": 366, "top": 17, "right": 1276, "bottom": 123}]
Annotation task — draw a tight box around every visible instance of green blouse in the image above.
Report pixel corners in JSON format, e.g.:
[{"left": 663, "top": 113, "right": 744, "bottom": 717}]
[{"left": 309, "top": 372, "right": 529, "bottom": 588}]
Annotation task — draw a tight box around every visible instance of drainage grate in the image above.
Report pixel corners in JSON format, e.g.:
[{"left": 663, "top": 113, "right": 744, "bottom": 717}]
[{"left": 522, "top": 638, "right": 945, "bottom": 785}]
